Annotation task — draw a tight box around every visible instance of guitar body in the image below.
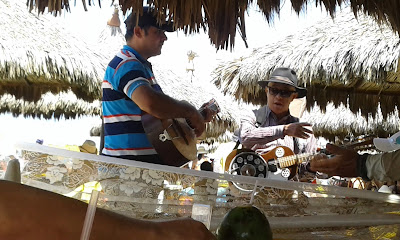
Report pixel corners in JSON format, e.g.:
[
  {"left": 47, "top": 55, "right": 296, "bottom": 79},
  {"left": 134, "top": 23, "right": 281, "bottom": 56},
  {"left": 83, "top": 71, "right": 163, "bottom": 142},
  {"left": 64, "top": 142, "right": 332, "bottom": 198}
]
[
  {"left": 142, "top": 98, "right": 220, "bottom": 167},
  {"left": 224, "top": 148, "right": 254, "bottom": 173},
  {"left": 224, "top": 148, "right": 268, "bottom": 192},
  {"left": 142, "top": 113, "right": 196, "bottom": 167},
  {"left": 261, "top": 146, "right": 298, "bottom": 180}
]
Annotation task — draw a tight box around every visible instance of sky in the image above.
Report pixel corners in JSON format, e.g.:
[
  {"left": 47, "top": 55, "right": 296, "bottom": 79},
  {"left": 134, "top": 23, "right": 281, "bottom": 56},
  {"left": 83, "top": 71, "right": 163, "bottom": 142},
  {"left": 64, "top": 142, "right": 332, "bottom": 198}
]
[{"left": 0, "top": 0, "right": 333, "bottom": 157}]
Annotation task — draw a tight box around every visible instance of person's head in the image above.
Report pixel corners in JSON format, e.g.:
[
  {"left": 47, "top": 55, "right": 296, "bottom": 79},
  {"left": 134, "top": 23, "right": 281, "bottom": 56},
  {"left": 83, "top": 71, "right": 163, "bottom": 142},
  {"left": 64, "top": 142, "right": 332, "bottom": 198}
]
[
  {"left": 124, "top": 6, "right": 174, "bottom": 59},
  {"left": 258, "top": 68, "right": 307, "bottom": 117},
  {"left": 200, "top": 161, "right": 213, "bottom": 172}
]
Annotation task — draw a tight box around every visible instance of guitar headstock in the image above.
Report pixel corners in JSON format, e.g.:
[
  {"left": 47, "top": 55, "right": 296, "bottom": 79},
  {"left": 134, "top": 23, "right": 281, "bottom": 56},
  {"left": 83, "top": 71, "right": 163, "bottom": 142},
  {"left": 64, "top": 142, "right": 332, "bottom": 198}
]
[
  {"left": 204, "top": 98, "right": 221, "bottom": 115},
  {"left": 344, "top": 135, "right": 376, "bottom": 151}
]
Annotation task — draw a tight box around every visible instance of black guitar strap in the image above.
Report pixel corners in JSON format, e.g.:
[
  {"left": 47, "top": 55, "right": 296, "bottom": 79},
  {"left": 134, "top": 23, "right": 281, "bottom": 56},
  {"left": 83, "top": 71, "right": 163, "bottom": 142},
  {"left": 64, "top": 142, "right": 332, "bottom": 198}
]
[
  {"left": 254, "top": 105, "right": 301, "bottom": 154},
  {"left": 232, "top": 140, "right": 241, "bottom": 151},
  {"left": 293, "top": 136, "right": 300, "bottom": 154}
]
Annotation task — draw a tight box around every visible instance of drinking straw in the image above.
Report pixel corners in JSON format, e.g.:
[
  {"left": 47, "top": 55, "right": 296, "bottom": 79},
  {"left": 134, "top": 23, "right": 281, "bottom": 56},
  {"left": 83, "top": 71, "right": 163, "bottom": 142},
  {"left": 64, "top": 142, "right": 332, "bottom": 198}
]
[
  {"left": 249, "top": 180, "right": 258, "bottom": 205},
  {"left": 80, "top": 190, "right": 100, "bottom": 240}
]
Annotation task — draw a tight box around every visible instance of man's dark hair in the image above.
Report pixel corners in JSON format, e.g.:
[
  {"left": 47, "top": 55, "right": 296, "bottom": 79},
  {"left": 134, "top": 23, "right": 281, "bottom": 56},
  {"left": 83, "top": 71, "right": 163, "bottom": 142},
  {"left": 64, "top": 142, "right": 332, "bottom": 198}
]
[
  {"left": 125, "top": 25, "right": 151, "bottom": 41},
  {"left": 200, "top": 161, "right": 213, "bottom": 172},
  {"left": 124, "top": 6, "right": 174, "bottom": 42}
]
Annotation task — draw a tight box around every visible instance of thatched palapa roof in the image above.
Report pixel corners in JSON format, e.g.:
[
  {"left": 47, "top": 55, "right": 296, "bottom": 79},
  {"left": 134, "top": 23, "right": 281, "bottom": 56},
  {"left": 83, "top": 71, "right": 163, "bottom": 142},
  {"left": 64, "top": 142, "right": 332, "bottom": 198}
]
[
  {"left": 213, "top": 11, "right": 400, "bottom": 118},
  {"left": 0, "top": 0, "right": 105, "bottom": 102},
  {"left": 302, "top": 103, "right": 400, "bottom": 142},
  {"left": 28, "top": 0, "right": 400, "bottom": 51},
  {"left": 0, "top": 92, "right": 101, "bottom": 120}
]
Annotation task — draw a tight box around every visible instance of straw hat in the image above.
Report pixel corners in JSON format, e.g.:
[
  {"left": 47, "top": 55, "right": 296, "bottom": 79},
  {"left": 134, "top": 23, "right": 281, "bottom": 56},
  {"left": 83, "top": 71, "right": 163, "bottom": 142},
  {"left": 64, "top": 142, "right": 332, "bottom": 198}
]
[
  {"left": 79, "top": 140, "right": 98, "bottom": 154},
  {"left": 258, "top": 67, "right": 307, "bottom": 98},
  {"left": 197, "top": 146, "right": 208, "bottom": 154}
]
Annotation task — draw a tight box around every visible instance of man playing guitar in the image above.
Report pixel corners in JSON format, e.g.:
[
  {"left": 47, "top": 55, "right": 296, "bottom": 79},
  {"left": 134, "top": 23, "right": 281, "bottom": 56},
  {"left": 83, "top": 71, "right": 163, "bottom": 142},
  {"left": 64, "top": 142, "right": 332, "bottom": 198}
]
[
  {"left": 236, "top": 68, "right": 318, "bottom": 179},
  {"left": 101, "top": 7, "right": 214, "bottom": 165}
]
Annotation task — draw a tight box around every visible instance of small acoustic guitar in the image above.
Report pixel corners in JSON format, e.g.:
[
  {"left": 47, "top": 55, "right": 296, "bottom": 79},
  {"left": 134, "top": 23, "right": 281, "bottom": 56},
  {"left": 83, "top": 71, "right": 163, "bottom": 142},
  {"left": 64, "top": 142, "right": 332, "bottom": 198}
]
[
  {"left": 142, "top": 98, "right": 220, "bottom": 167},
  {"left": 225, "top": 136, "right": 376, "bottom": 182},
  {"left": 225, "top": 146, "right": 313, "bottom": 182}
]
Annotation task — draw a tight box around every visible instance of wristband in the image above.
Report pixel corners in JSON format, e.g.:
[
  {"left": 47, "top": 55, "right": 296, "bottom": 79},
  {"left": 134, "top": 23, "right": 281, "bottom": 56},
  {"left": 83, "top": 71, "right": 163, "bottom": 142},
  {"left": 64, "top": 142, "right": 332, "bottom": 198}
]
[
  {"left": 305, "top": 161, "right": 316, "bottom": 174},
  {"left": 356, "top": 153, "right": 370, "bottom": 181}
]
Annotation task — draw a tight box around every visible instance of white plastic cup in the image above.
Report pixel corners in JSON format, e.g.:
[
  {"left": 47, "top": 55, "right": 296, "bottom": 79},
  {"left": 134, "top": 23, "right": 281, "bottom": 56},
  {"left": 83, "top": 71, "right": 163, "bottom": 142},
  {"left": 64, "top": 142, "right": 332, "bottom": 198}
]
[{"left": 191, "top": 203, "right": 212, "bottom": 229}]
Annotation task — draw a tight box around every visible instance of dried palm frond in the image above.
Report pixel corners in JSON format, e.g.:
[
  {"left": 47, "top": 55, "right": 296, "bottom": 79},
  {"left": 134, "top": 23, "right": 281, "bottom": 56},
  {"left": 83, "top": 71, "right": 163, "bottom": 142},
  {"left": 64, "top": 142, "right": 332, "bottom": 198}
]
[
  {"left": 213, "top": 11, "right": 400, "bottom": 118},
  {"left": 0, "top": 92, "right": 101, "bottom": 120},
  {"left": 302, "top": 103, "right": 400, "bottom": 142},
  {"left": 26, "top": 0, "right": 400, "bottom": 50},
  {"left": 1, "top": 0, "right": 106, "bottom": 102}
]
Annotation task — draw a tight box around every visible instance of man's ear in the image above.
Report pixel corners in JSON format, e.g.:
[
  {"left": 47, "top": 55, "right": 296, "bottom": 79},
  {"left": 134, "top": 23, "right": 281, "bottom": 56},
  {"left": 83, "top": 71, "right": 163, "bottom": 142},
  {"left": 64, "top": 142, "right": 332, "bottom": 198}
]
[
  {"left": 133, "top": 26, "right": 143, "bottom": 38},
  {"left": 291, "top": 92, "right": 298, "bottom": 101}
]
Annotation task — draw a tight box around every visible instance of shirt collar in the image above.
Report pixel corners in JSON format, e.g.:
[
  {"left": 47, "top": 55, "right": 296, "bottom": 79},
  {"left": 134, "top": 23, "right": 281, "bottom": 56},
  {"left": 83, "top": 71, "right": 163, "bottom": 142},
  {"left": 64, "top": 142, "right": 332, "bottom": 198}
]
[
  {"left": 265, "top": 105, "right": 291, "bottom": 123},
  {"left": 122, "top": 45, "right": 152, "bottom": 68}
]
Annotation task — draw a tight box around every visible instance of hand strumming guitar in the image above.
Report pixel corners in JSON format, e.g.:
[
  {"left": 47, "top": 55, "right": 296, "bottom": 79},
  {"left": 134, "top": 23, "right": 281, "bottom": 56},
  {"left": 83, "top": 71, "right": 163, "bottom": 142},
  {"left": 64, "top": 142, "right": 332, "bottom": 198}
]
[
  {"left": 184, "top": 102, "right": 206, "bottom": 137},
  {"left": 188, "top": 99, "right": 220, "bottom": 136},
  {"left": 310, "top": 143, "right": 359, "bottom": 177},
  {"left": 283, "top": 122, "right": 313, "bottom": 139}
]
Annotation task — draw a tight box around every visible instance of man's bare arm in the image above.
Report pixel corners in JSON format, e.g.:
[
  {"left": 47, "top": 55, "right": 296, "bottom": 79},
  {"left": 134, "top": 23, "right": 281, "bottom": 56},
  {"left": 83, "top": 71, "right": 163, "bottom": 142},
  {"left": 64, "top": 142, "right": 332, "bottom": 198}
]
[
  {"left": 0, "top": 181, "right": 215, "bottom": 240},
  {"left": 131, "top": 85, "right": 205, "bottom": 136}
]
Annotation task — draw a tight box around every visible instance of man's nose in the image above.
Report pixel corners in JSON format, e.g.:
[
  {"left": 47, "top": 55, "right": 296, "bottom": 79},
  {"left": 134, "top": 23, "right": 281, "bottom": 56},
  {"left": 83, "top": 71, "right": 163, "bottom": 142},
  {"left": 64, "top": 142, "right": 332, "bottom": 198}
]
[
  {"left": 275, "top": 93, "right": 284, "bottom": 99},
  {"left": 162, "top": 32, "right": 167, "bottom": 41}
]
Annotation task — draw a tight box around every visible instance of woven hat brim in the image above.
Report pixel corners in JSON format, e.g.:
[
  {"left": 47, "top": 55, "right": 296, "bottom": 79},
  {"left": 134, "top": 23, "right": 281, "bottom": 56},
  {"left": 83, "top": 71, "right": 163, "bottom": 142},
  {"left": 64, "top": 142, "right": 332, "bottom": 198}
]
[{"left": 258, "top": 80, "right": 307, "bottom": 98}]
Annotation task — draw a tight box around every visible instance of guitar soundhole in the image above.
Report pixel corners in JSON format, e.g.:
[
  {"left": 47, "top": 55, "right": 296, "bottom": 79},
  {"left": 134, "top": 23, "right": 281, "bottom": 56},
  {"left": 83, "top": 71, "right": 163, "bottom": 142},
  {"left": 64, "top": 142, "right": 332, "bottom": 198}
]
[
  {"left": 240, "top": 164, "right": 256, "bottom": 176},
  {"left": 229, "top": 152, "right": 268, "bottom": 192},
  {"left": 229, "top": 152, "right": 268, "bottom": 178}
]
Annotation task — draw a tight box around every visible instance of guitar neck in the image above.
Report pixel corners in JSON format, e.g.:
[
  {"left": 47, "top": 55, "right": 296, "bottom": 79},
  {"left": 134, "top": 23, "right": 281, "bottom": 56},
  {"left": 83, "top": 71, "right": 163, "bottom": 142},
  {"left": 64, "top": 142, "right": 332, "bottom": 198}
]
[
  {"left": 273, "top": 140, "right": 373, "bottom": 169},
  {"left": 277, "top": 153, "right": 312, "bottom": 168}
]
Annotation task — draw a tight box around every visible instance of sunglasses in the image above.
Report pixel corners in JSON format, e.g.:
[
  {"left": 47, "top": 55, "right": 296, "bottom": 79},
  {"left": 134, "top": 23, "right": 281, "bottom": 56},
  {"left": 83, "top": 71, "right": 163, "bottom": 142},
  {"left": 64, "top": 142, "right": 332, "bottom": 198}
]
[{"left": 267, "top": 87, "right": 296, "bottom": 98}]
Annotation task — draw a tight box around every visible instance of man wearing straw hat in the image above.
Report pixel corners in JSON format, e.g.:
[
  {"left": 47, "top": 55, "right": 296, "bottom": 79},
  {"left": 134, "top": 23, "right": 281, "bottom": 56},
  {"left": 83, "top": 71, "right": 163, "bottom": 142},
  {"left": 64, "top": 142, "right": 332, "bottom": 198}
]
[
  {"left": 238, "top": 67, "right": 317, "bottom": 157},
  {"left": 101, "top": 6, "right": 213, "bottom": 164}
]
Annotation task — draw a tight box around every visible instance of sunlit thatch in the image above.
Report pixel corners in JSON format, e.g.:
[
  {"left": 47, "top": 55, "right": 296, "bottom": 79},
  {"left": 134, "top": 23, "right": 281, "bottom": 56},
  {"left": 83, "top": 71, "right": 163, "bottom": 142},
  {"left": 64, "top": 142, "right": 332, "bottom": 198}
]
[
  {"left": 0, "top": 92, "right": 101, "bottom": 120},
  {"left": 27, "top": 0, "right": 400, "bottom": 50},
  {"left": 302, "top": 103, "right": 400, "bottom": 142},
  {"left": 0, "top": 0, "right": 105, "bottom": 102},
  {"left": 213, "top": 11, "right": 400, "bottom": 118}
]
